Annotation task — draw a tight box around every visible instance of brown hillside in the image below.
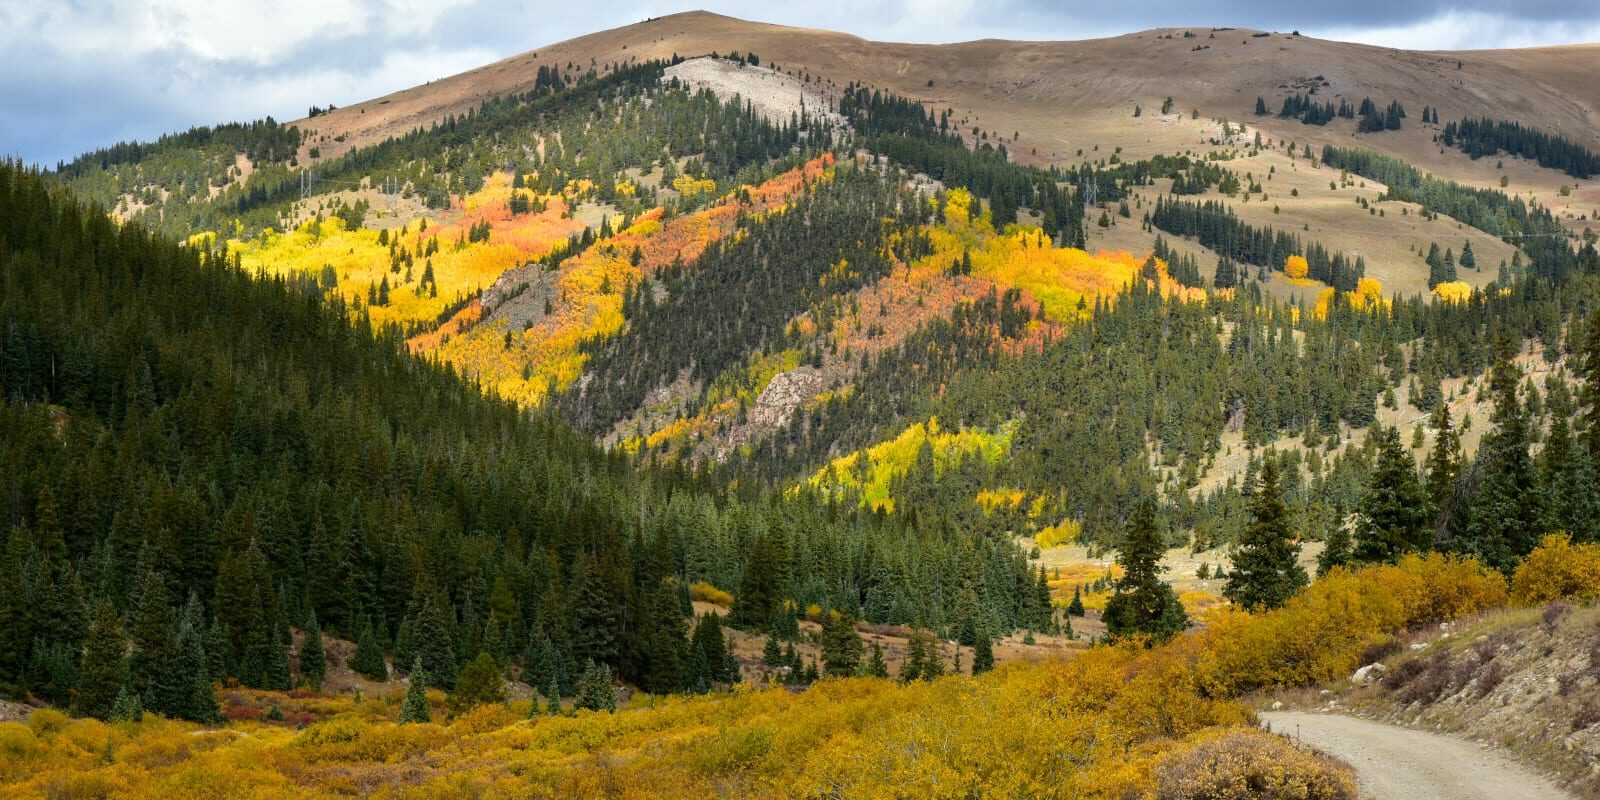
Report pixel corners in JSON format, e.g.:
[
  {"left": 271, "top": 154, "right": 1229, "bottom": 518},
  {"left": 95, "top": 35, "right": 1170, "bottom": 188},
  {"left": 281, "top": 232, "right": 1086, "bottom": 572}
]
[{"left": 293, "top": 10, "right": 1600, "bottom": 174}]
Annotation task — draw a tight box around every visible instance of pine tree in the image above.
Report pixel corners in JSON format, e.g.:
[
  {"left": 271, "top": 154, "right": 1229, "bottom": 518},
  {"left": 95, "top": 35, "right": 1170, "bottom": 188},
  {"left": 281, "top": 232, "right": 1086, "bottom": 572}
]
[
  {"left": 411, "top": 597, "right": 457, "bottom": 689},
  {"left": 971, "top": 633, "right": 995, "bottom": 675},
  {"left": 863, "top": 642, "right": 890, "bottom": 678},
  {"left": 1317, "top": 502, "right": 1353, "bottom": 577},
  {"left": 1066, "top": 586, "right": 1085, "bottom": 617},
  {"left": 1103, "top": 500, "right": 1189, "bottom": 642},
  {"left": 690, "top": 612, "right": 730, "bottom": 688},
  {"left": 1462, "top": 350, "right": 1542, "bottom": 571},
  {"left": 641, "top": 581, "right": 688, "bottom": 694},
  {"left": 126, "top": 568, "right": 176, "bottom": 703},
  {"left": 299, "top": 613, "right": 326, "bottom": 690},
  {"left": 399, "top": 658, "right": 431, "bottom": 723},
  {"left": 172, "top": 599, "right": 219, "bottom": 723},
  {"left": 820, "top": 609, "right": 864, "bottom": 677},
  {"left": 918, "top": 631, "right": 945, "bottom": 679},
  {"left": 1354, "top": 425, "right": 1432, "bottom": 563},
  {"left": 1580, "top": 310, "right": 1600, "bottom": 462},
  {"left": 73, "top": 602, "right": 126, "bottom": 720},
  {"left": 899, "top": 629, "right": 928, "bottom": 683},
  {"left": 108, "top": 687, "right": 143, "bottom": 723},
  {"left": 575, "top": 659, "right": 616, "bottom": 712},
  {"left": 1423, "top": 404, "right": 1462, "bottom": 536},
  {"left": 449, "top": 652, "right": 506, "bottom": 715},
  {"left": 1224, "top": 459, "right": 1307, "bottom": 610},
  {"left": 761, "top": 635, "right": 783, "bottom": 667},
  {"left": 350, "top": 618, "right": 388, "bottom": 681},
  {"left": 1460, "top": 240, "right": 1476, "bottom": 269}
]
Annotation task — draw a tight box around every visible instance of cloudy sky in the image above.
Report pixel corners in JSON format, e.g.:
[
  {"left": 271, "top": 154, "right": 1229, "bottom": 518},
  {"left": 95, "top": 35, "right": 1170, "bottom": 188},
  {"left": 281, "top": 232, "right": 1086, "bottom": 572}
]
[{"left": 4, "top": 0, "right": 1599, "bottom": 167}]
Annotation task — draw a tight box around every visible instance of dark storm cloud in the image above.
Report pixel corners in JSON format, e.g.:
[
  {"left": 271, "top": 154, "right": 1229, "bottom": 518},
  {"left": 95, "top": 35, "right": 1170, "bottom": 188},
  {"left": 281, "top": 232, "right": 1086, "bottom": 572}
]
[{"left": 2, "top": 0, "right": 1597, "bottom": 167}]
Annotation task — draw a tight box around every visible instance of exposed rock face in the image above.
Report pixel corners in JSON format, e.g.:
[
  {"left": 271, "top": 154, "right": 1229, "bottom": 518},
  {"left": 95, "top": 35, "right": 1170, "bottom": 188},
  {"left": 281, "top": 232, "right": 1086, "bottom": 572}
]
[{"left": 749, "top": 368, "right": 824, "bottom": 431}]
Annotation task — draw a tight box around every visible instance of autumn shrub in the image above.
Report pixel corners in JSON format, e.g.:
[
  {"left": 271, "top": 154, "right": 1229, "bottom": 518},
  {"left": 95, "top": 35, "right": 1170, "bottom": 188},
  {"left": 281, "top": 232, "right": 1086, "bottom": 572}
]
[
  {"left": 1154, "top": 727, "right": 1357, "bottom": 800},
  {"left": 1195, "top": 554, "right": 1504, "bottom": 695},
  {"left": 688, "top": 581, "right": 733, "bottom": 607},
  {"left": 1512, "top": 534, "right": 1600, "bottom": 606}
]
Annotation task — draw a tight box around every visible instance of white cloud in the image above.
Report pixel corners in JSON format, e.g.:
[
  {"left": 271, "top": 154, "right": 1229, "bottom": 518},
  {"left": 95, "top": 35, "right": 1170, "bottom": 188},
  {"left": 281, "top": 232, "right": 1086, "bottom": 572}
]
[{"left": 1322, "top": 9, "right": 1600, "bottom": 50}]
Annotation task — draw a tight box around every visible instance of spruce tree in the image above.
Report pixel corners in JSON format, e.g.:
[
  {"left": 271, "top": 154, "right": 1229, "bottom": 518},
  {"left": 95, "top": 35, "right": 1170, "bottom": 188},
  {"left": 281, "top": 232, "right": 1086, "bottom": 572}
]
[
  {"left": 449, "top": 652, "right": 507, "bottom": 715},
  {"left": 74, "top": 602, "right": 126, "bottom": 720},
  {"left": 1423, "top": 404, "right": 1462, "bottom": 535},
  {"left": 690, "top": 612, "right": 730, "bottom": 687},
  {"left": 820, "top": 609, "right": 864, "bottom": 677},
  {"left": 1103, "top": 500, "right": 1189, "bottom": 642},
  {"left": 1066, "top": 586, "right": 1085, "bottom": 617},
  {"left": 863, "top": 642, "right": 890, "bottom": 678},
  {"left": 575, "top": 659, "right": 616, "bottom": 712},
  {"left": 411, "top": 597, "right": 457, "bottom": 689},
  {"left": 1580, "top": 310, "right": 1600, "bottom": 462},
  {"left": 1462, "top": 351, "right": 1542, "bottom": 571},
  {"left": 899, "top": 630, "right": 927, "bottom": 683},
  {"left": 1317, "top": 502, "right": 1353, "bottom": 577},
  {"left": 1224, "top": 459, "right": 1307, "bottom": 610},
  {"left": 971, "top": 633, "right": 995, "bottom": 675},
  {"left": 398, "top": 658, "right": 431, "bottom": 723},
  {"left": 1354, "top": 425, "right": 1431, "bottom": 563},
  {"left": 299, "top": 613, "right": 326, "bottom": 690},
  {"left": 350, "top": 618, "right": 388, "bottom": 681},
  {"left": 761, "top": 635, "right": 783, "bottom": 667}
]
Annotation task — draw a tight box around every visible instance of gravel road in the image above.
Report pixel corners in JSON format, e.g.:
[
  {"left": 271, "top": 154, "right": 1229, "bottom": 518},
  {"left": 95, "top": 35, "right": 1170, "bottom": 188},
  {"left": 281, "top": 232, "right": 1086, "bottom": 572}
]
[{"left": 1260, "top": 711, "right": 1572, "bottom": 800}]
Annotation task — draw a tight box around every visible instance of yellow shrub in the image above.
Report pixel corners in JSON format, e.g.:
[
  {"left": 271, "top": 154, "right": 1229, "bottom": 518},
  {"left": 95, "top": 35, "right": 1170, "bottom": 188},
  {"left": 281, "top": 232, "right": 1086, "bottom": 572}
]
[
  {"left": 1512, "top": 533, "right": 1600, "bottom": 606},
  {"left": 1196, "top": 554, "right": 1504, "bottom": 695},
  {"left": 1034, "top": 518, "right": 1081, "bottom": 548},
  {"left": 1283, "top": 254, "right": 1310, "bottom": 282},
  {"left": 689, "top": 581, "right": 734, "bottom": 608}
]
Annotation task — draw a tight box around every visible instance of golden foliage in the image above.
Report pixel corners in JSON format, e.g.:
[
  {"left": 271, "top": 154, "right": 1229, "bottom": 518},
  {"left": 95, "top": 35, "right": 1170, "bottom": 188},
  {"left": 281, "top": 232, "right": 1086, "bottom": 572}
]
[
  {"left": 1510, "top": 533, "right": 1600, "bottom": 606},
  {"left": 806, "top": 417, "right": 1018, "bottom": 512},
  {"left": 1432, "top": 280, "right": 1473, "bottom": 305},
  {"left": 0, "top": 556, "right": 1515, "bottom": 799},
  {"left": 435, "top": 156, "right": 835, "bottom": 407},
  {"left": 1283, "top": 255, "right": 1312, "bottom": 284},
  {"left": 1194, "top": 552, "right": 1505, "bottom": 695},
  {"left": 689, "top": 581, "right": 734, "bottom": 608}
]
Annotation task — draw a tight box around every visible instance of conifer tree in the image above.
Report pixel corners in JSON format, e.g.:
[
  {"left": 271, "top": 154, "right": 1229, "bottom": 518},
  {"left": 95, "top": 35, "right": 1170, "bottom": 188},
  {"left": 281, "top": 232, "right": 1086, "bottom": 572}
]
[
  {"left": 1462, "top": 350, "right": 1542, "bottom": 571},
  {"left": 690, "top": 612, "right": 730, "bottom": 688},
  {"left": 863, "top": 642, "right": 890, "bottom": 678},
  {"left": 449, "top": 652, "right": 506, "bottom": 715},
  {"left": 1317, "top": 502, "right": 1353, "bottom": 577},
  {"left": 108, "top": 687, "right": 143, "bottom": 723},
  {"left": 1354, "top": 425, "right": 1431, "bottom": 563},
  {"left": 350, "top": 618, "right": 388, "bottom": 681},
  {"left": 575, "top": 659, "right": 616, "bottom": 712},
  {"left": 1423, "top": 404, "right": 1462, "bottom": 534},
  {"left": 761, "top": 635, "right": 783, "bottom": 667},
  {"left": 74, "top": 602, "right": 126, "bottom": 720},
  {"left": 899, "top": 629, "right": 928, "bottom": 683},
  {"left": 1103, "top": 500, "right": 1188, "bottom": 642},
  {"left": 398, "top": 658, "right": 431, "bottom": 723},
  {"left": 544, "top": 676, "right": 562, "bottom": 716},
  {"left": 411, "top": 597, "right": 457, "bottom": 689},
  {"left": 971, "top": 632, "right": 995, "bottom": 675},
  {"left": 299, "top": 613, "right": 326, "bottom": 690},
  {"left": 820, "top": 609, "right": 864, "bottom": 677},
  {"left": 1225, "top": 459, "right": 1307, "bottom": 610},
  {"left": 1066, "top": 586, "right": 1085, "bottom": 617},
  {"left": 1580, "top": 310, "right": 1600, "bottom": 462}
]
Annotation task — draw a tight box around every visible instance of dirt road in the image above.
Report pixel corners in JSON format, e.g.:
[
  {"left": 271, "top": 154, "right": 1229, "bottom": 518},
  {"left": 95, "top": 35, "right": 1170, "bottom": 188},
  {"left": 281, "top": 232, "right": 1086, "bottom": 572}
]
[{"left": 1260, "top": 712, "right": 1571, "bottom": 800}]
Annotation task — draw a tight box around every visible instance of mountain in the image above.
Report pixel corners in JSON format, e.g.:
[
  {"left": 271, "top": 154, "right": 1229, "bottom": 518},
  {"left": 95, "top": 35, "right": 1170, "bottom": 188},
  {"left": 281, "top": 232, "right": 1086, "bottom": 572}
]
[{"left": 7, "top": 10, "right": 1600, "bottom": 799}]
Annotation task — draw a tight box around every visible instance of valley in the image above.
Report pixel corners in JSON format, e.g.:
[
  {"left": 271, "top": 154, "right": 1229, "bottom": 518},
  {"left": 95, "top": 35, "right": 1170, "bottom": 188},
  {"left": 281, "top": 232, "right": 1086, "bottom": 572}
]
[{"left": 4, "top": 7, "right": 1600, "bottom": 799}]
